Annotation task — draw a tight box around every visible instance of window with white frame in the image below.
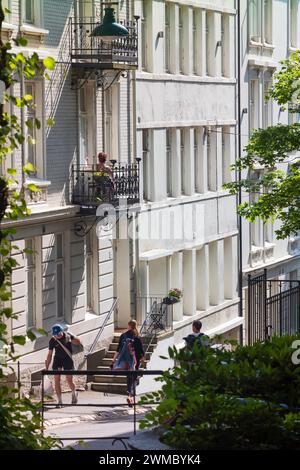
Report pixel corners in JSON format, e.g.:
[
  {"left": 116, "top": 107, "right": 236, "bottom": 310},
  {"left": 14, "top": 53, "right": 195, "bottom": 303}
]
[
  {"left": 221, "top": 14, "right": 230, "bottom": 77},
  {"left": 180, "top": 129, "right": 185, "bottom": 194},
  {"left": 141, "top": 0, "right": 148, "bottom": 71},
  {"left": 263, "top": 0, "right": 272, "bottom": 44},
  {"left": 79, "top": 82, "right": 95, "bottom": 165},
  {"left": 165, "top": 2, "right": 171, "bottom": 73},
  {"left": 179, "top": 6, "right": 184, "bottom": 74},
  {"left": 288, "top": 102, "right": 300, "bottom": 124},
  {"left": 289, "top": 0, "right": 299, "bottom": 48},
  {"left": 23, "top": 0, "right": 42, "bottom": 26},
  {"left": 142, "top": 129, "right": 150, "bottom": 200},
  {"left": 0, "top": 91, "right": 13, "bottom": 176},
  {"left": 166, "top": 129, "right": 172, "bottom": 196},
  {"left": 55, "top": 234, "right": 64, "bottom": 319},
  {"left": 25, "top": 81, "right": 44, "bottom": 176},
  {"left": 25, "top": 239, "right": 36, "bottom": 328},
  {"left": 263, "top": 79, "right": 272, "bottom": 128},
  {"left": 249, "top": 0, "right": 273, "bottom": 44},
  {"left": 250, "top": 78, "right": 260, "bottom": 132},
  {"left": 250, "top": 173, "right": 262, "bottom": 247},
  {"left": 249, "top": 0, "right": 262, "bottom": 42}
]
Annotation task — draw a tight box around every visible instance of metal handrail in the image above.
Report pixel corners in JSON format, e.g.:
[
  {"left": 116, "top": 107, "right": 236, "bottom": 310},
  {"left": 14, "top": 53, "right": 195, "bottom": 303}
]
[{"left": 85, "top": 297, "right": 118, "bottom": 358}]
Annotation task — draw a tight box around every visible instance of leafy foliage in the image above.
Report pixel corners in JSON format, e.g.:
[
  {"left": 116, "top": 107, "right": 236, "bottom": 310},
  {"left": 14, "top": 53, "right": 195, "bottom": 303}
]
[
  {"left": 0, "top": 1, "right": 57, "bottom": 449},
  {"left": 225, "top": 52, "right": 300, "bottom": 239},
  {"left": 140, "top": 334, "right": 300, "bottom": 449}
]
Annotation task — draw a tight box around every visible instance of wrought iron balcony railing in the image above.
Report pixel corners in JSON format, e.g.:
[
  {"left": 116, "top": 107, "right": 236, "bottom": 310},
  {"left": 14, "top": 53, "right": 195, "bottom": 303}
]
[
  {"left": 69, "top": 17, "right": 138, "bottom": 68},
  {"left": 72, "top": 160, "right": 140, "bottom": 209}
]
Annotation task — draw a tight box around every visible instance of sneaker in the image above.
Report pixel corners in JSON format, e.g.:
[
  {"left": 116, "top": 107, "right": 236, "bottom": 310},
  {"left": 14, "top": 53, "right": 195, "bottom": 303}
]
[
  {"left": 127, "top": 396, "right": 134, "bottom": 407},
  {"left": 56, "top": 396, "right": 63, "bottom": 408},
  {"left": 71, "top": 391, "right": 78, "bottom": 405}
]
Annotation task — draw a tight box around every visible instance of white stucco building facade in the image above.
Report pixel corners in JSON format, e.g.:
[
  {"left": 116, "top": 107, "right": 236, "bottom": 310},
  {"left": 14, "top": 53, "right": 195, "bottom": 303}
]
[{"left": 239, "top": 0, "right": 300, "bottom": 342}]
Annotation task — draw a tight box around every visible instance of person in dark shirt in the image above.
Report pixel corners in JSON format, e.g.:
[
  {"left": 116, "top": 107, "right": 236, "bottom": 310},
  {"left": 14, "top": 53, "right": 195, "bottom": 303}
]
[
  {"left": 111, "top": 319, "right": 145, "bottom": 406},
  {"left": 45, "top": 324, "right": 81, "bottom": 407}
]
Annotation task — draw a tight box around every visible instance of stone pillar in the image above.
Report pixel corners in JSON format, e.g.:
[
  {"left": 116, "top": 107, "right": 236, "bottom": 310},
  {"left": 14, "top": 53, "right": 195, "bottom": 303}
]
[
  {"left": 183, "top": 127, "right": 195, "bottom": 196},
  {"left": 170, "top": 3, "right": 179, "bottom": 74},
  {"left": 171, "top": 128, "right": 182, "bottom": 198},
  {"left": 183, "top": 6, "right": 193, "bottom": 75},
  {"left": 183, "top": 249, "right": 197, "bottom": 316},
  {"left": 209, "top": 240, "right": 225, "bottom": 306},
  {"left": 196, "top": 245, "right": 210, "bottom": 310},
  {"left": 171, "top": 252, "right": 183, "bottom": 321},
  {"left": 224, "top": 235, "right": 238, "bottom": 299},
  {"left": 198, "top": 127, "right": 207, "bottom": 193}
]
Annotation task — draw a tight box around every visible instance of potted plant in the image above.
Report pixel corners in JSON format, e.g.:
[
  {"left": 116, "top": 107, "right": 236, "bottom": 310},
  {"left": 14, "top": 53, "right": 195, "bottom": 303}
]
[{"left": 163, "top": 288, "right": 182, "bottom": 304}]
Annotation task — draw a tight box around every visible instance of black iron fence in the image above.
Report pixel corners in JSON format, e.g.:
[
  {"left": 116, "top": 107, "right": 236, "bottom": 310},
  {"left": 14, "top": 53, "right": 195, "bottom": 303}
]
[
  {"left": 70, "top": 17, "right": 138, "bottom": 67},
  {"left": 72, "top": 161, "right": 140, "bottom": 208},
  {"left": 42, "top": 369, "right": 163, "bottom": 447},
  {"left": 248, "top": 269, "right": 300, "bottom": 344}
]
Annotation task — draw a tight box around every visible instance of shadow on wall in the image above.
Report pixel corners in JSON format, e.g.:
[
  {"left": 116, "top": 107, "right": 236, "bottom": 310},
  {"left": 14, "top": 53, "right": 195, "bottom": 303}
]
[
  {"left": 43, "top": 0, "right": 74, "bottom": 49},
  {"left": 46, "top": 71, "right": 77, "bottom": 206}
]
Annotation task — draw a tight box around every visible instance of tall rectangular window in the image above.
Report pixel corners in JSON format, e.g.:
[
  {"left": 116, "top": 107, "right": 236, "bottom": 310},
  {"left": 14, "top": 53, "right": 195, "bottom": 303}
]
[
  {"left": 263, "top": 80, "right": 272, "bottom": 128},
  {"left": 249, "top": 0, "right": 261, "bottom": 42},
  {"left": 26, "top": 239, "right": 36, "bottom": 328},
  {"left": 180, "top": 129, "right": 185, "bottom": 194},
  {"left": 250, "top": 79, "right": 259, "bottom": 132},
  {"left": 141, "top": 0, "right": 147, "bottom": 71},
  {"left": 25, "top": 0, "right": 34, "bottom": 24},
  {"left": 142, "top": 130, "right": 150, "bottom": 200},
  {"left": 55, "top": 234, "right": 64, "bottom": 318},
  {"left": 179, "top": 7, "right": 184, "bottom": 74},
  {"left": 25, "top": 80, "right": 44, "bottom": 177},
  {"left": 221, "top": 15, "right": 225, "bottom": 77},
  {"left": 289, "top": 0, "right": 299, "bottom": 49},
  {"left": 25, "top": 83, "right": 37, "bottom": 170},
  {"left": 166, "top": 129, "right": 172, "bottom": 196},
  {"left": 165, "top": 3, "right": 170, "bottom": 73},
  {"left": 206, "top": 12, "right": 214, "bottom": 76},
  {"left": 263, "top": 0, "right": 272, "bottom": 44},
  {"left": 207, "top": 129, "right": 217, "bottom": 191}
]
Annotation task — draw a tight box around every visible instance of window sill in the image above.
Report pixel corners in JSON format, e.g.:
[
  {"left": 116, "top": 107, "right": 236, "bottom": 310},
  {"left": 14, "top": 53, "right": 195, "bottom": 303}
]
[
  {"left": 20, "top": 24, "right": 49, "bottom": 37},
  {"left": 263, "top": 42, "right": 275, "bottom": 50},
  {"left": 288, "top": 46, "right": 298, "bottom": 53},
  {"left": 2, "top": 21, "right": 18, "bottom": 32}
]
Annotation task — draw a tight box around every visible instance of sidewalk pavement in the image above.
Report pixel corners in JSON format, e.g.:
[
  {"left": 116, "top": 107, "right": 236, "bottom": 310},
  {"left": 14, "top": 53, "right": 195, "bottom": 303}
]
[{"left": 43, "top": 390, "right": 150, "bottom": 429}]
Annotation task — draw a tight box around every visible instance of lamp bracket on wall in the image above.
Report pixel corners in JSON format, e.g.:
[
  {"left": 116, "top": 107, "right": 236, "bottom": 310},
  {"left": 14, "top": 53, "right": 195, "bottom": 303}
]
[{"left": 71, "top": 69, "right": 127, "bottom": 91}]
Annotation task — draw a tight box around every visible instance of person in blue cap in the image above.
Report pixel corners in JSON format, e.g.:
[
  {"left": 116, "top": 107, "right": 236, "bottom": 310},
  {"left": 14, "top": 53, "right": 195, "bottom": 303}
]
[{"left": 45, "top": 324, "right": 81, "bottom": 407}]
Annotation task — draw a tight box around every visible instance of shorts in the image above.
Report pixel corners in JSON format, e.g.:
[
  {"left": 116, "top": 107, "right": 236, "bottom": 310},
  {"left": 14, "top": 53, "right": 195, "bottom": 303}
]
[{"left": 53, "top": 357, "right": 74, "bottom": 371}]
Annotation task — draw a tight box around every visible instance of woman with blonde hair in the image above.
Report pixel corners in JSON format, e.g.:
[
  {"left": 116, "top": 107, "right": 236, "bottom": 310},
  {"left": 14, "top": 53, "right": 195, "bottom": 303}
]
[{"left": 111, "top": 319, "right": 145, "bottom": 405}]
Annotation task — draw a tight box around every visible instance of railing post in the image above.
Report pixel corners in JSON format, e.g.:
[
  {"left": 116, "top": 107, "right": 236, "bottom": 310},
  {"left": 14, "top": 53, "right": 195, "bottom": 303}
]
[
  {"left": 17, "top": 361, "right": 21, "bottom": 399},
  {"left": 41, "top": 372, "right": 45, "bottom": 437},
  {"left": 248, "top": 274, "right": 252, "bottom": 345}
]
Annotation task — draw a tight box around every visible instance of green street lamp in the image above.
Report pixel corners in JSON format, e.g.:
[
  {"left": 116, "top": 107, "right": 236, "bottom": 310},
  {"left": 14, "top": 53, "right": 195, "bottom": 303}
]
[{"left": 91, "top": 7, "right": 129, "bottom": 41}]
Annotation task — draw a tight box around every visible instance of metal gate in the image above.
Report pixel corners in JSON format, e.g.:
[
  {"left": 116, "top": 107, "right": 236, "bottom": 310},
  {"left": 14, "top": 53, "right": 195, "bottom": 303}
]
[{"left": 248, "top": 269, "right": 300, "bottom": 344}]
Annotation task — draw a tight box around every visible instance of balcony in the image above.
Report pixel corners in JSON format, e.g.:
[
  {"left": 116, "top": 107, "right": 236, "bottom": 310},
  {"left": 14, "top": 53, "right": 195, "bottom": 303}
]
[
  {"left": 72, "top": 161, "right": 140, "bottom": 213},
  {"left": 69, "top": 17, "right": 138, "bottom": 70}
]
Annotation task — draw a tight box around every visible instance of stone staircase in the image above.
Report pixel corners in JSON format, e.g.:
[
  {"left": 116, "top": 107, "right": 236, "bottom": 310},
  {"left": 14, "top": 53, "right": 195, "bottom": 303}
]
[{"left": 91, "top": 334, "right": 157, "bottom": 394}]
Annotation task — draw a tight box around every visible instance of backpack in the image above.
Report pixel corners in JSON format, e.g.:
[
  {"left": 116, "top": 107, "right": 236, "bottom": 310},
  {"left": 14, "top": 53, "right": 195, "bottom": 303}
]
[
  {"left": 114, "top": 338, "right": 137, "bottom": 370},
  {"left": 184, "top": 333, "right": 210, "bottom": 351}
]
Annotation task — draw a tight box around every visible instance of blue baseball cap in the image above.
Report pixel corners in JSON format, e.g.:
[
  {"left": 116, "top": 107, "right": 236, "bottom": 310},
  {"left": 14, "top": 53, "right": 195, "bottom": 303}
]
[{"left": 52, "top": 324, "right": 63, "bottom": 336}]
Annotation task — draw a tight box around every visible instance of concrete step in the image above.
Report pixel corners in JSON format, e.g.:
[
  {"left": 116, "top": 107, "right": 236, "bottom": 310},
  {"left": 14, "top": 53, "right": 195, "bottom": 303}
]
[
  {"left": 91, "top": 382, "right": 128, "bottom": 394},
  {"left": 98, "top": 358, "right": 149, "bottom": 368},
  {"left": 109, "top": 342, "right": 156, "bottom": 353},
  {"left": 93, "top": 375, "right": 127, "bottom": 384},
  {"left": 105, "top": 350, "right": 152, "bottom": 360}
]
